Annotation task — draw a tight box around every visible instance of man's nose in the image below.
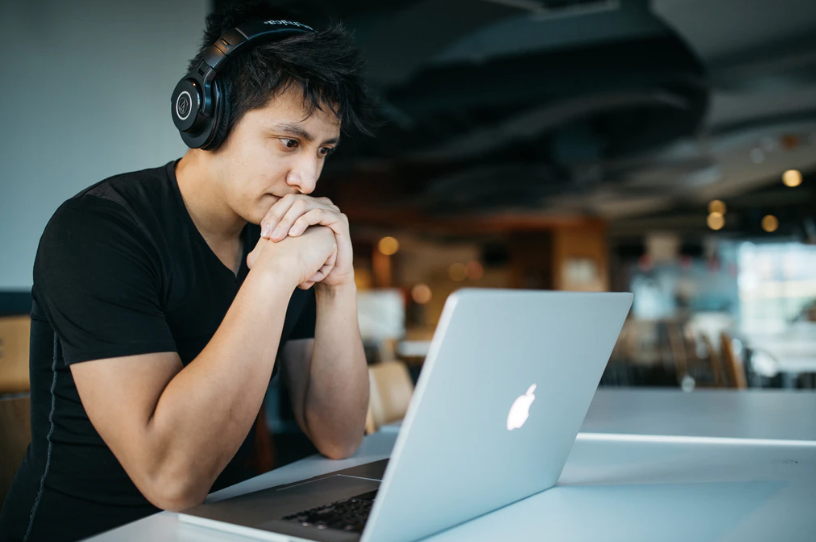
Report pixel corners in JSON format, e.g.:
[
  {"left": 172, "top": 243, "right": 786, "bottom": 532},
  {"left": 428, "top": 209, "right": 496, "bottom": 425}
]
[{"left": 287, "top": 157, "right": 319, "bottom": 195}]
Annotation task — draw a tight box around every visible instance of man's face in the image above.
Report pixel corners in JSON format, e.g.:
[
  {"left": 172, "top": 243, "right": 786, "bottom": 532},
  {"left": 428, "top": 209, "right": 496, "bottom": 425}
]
[{"left": 211, "top": 86, "right": 341, "bottom": 225}]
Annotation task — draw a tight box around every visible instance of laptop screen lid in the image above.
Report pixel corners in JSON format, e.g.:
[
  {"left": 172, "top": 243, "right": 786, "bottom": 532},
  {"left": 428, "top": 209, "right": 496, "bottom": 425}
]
[{"left": 361, "top": 289, "right": 633, "bottom": 542}]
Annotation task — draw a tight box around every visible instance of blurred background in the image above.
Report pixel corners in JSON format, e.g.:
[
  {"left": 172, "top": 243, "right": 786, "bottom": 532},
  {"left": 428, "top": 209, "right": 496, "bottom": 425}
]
[{"left": 2, "top": 0, "right": 816, "bottom": 484}]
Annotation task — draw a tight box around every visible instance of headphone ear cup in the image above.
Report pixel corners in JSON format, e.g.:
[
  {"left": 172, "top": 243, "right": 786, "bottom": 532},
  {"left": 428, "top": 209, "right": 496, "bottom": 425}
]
[
  {"left": 171, "top": 78, "right": 203, "bottom": 133},
  {"left": 174, "top": 72, "right": 224, "bottom": 149},
  {"left": 201, "top": 78, "right": 230, "bottom": 150},
  {"left": 173, "top": 74, "right": 216, "bottom": 149}
]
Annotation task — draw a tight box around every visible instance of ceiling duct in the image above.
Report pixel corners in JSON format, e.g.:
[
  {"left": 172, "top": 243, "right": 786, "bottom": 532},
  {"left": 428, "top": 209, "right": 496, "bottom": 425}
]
[{"left": 481, "top": 0, "right": 620, "bottom": 19}]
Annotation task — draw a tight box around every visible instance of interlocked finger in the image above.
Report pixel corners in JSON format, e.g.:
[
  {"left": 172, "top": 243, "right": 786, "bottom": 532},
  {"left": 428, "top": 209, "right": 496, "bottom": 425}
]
[
  {"left": 288, "top": 209, "right": 332, "bottom": 238},
  {"left": 298, "top": 242, "right": 337, "bottom": 289},
  {"left": 261, "top": 195, "right": 340, "bottom": 242}
]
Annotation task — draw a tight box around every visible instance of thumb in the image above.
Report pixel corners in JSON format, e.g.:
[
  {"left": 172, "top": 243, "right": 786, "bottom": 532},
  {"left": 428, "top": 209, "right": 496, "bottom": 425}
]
[{"left": 247, "top": 238, "right": 267, "bottom": 270}]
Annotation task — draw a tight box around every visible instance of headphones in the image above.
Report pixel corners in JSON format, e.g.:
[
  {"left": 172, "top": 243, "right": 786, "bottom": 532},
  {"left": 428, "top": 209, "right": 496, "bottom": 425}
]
[{"left": 171, "top": 19, "right": 315, "bottom": 150}]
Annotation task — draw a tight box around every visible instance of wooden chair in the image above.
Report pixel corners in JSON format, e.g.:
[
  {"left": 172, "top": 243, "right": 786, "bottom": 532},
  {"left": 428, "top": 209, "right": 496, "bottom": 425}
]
[
  {"left": 700, "top": 333, "right": 727, "bottom": 388},
  {"left": 1, "top": 395, "right": 31, "bottom": 509},
  {"left": 719, "top": 332, "right": 748, "bottom": 389},
  {"left": 0, "top": 317, "right": 32, "bottom": 508},
  {"left": 366, "top": 361, "right": 414, "bottom": 434},
  {"left": 247, "top": 403, "right": 277, "bottom": 474},
  {"left": 0, "top": 316, "right": 31, "bottom": 394},
  {"left": 667, "top": 322, "right": 689, "bottom": 384}
]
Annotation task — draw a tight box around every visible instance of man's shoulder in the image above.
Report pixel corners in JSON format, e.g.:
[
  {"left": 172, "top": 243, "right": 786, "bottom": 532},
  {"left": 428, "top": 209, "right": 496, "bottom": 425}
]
[
  {"left": 47, "top": 160, "right": 178, "bottom": 234},
  {"left": 43, "top": 161, "right": 179, "bottom": 252},
  {"left": 72, "top": 160, "right": 176, "bottom": 211}
]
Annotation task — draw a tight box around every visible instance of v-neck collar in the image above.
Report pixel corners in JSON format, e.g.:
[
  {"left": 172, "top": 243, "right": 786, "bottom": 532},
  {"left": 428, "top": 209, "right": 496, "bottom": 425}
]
[{"left": 167, "top": 159, "right": 249, "bottom": 284}]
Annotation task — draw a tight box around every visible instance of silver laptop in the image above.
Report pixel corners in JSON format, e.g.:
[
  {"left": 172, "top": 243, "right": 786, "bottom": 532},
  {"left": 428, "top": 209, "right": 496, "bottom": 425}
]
[{"left": 180, "top": 288, "right": 633, "bottom": 542}]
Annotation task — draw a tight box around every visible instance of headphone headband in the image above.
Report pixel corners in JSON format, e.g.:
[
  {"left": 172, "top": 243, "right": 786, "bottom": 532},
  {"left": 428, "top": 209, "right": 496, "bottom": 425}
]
[
  {"left": 201, "top": 20, "right": 314, "bottom": 78},
  {"left": 172, "top": 20, "right": 315, "bottom": 149}
]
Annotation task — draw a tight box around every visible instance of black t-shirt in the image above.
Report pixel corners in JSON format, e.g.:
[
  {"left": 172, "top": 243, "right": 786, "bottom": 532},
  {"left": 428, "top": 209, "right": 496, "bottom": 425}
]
[{"left": 0, "top": 160, "right": 316, "bottom": 542}]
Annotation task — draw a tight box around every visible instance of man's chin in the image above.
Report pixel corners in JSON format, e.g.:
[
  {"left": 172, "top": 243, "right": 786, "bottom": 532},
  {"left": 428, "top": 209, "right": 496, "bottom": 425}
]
[
  {"left": 248, "top": 214, "right": 265, "bottom": 226},
  {"left": 247, "top": 197, "right": 280, "bottom": 225},
  {"left": 239, "top": 209, "right": 263, "bottom": 226}
]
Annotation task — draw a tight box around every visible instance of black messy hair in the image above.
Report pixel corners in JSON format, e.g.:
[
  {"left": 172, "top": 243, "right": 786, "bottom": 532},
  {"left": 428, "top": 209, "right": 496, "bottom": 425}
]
[{"left": 186, "top": 1, "right": 379, "bottom": 150}]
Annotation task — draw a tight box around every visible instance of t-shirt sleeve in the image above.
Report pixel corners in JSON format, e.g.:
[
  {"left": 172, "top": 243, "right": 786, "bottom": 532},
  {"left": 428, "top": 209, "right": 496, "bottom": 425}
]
[
  {"left": 286, "top": 286, "right": 316, "bottom": 341},
  {"left": 34, "top": 196, "right": 177, "bottom": 364}
]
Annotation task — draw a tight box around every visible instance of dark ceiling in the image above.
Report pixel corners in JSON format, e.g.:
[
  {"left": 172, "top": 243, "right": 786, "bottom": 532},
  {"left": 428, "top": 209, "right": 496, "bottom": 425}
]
[{"left": 215, "top": 0, "right": 816, "bottom": 238}]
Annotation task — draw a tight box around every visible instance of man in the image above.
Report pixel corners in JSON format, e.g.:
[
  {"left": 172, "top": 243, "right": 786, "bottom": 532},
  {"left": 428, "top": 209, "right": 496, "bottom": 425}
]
[{"left": 0, "top": 2, "right": 378, "bottom": 541}]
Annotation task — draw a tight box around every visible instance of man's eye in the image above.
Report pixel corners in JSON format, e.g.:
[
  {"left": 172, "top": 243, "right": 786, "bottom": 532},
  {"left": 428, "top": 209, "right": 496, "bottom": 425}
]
[{"left": 280, "top": 139, "right": 298, "bottom": 149}]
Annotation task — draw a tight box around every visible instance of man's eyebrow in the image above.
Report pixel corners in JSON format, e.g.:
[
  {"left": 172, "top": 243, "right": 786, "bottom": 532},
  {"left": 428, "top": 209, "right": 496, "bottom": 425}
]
[{"left": 270, "top": 123, "right": 340, "bottom": 146}]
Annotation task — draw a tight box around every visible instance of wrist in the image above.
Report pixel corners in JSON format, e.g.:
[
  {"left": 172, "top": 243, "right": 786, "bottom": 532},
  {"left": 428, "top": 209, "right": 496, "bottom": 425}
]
[
  {"left": 314, "top": 281, "right": 357, "bottom": 302},
  {"left": 253, "top": 257, "right": 302, "bottom": 291}
]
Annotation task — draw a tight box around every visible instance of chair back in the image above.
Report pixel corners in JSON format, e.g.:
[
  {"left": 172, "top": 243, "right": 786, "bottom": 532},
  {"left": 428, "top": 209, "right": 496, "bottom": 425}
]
[
  {"left": 366, "top": 361, "right": 414, "bottom": 434},
  {"left": 720, "top": 332, "right": 748, "bottom": 389},
  {"left": 667, "top": 322, "right": 689, "bottom": 383},
  {"left": 1, "top": 394, "right": 31, "bottom": 508},
  {"left": 0, "top": 316, "right": 31, "bottom": 394},
  {"left": 700, "top": 333, "right": 727, "bottom": 388}
]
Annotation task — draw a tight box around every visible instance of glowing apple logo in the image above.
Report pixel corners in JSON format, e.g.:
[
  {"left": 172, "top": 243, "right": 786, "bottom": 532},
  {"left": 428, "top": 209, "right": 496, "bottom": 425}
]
[{"left": 507, "top": 384, "right": 537, "bottom": 431}]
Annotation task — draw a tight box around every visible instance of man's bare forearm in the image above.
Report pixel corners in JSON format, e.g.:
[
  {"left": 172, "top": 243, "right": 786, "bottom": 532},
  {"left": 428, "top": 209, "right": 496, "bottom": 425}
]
[
  {"left": 145, "top": 267, "right": 296, "bottom": 508},
  {"left": 304, "top": 282, "right": 369, "bottom": 459}
]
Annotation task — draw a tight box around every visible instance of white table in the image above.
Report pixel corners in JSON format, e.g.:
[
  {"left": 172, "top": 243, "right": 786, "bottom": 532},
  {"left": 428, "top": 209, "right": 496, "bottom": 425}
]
[
  {"left": 581, "top": 389, "right": 816, "bottom": 443},
  {"left": 86, "top": 390, "right": 816, "bottom": 542},
  {"left": 431, "top": 438, "right": 816, "bottom": 542}
]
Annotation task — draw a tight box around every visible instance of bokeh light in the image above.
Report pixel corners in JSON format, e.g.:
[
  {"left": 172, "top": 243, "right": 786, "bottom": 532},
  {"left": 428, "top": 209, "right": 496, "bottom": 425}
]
[
  {"left": 783, "top": 170, "right": 802, "bottom": 188},
  {"left": 411, "top": 284, "right": 432, "bottom": 304},
  {"left": 708, "top": 200, "right": 727, "bottom": 214},
  {"left": 761, "top": 215, "right": 779, "bottom": 233},
  {"left": 378, "top": 236, "right": 400, "bottom": 255},
  {"left": 466, "top": 261, "right": 484, "bottom": 281},
  {"left": 448, "top": 263, "right": 467, "bottom": 282},
  {"left": 707, "top": 212, "right": 725, "bottom": 231}
]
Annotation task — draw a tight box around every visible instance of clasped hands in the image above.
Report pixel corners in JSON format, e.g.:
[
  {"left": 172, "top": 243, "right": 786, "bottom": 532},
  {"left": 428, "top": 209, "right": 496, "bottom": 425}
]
[{"left": 246, "top": 195, "right": 353, "bottom": 290}]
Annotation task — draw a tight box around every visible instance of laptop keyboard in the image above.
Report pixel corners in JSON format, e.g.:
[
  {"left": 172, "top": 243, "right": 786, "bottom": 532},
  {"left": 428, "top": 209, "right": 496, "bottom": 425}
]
[{"left": 281, "top": 490, "right": 378, "bottom": 533}]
